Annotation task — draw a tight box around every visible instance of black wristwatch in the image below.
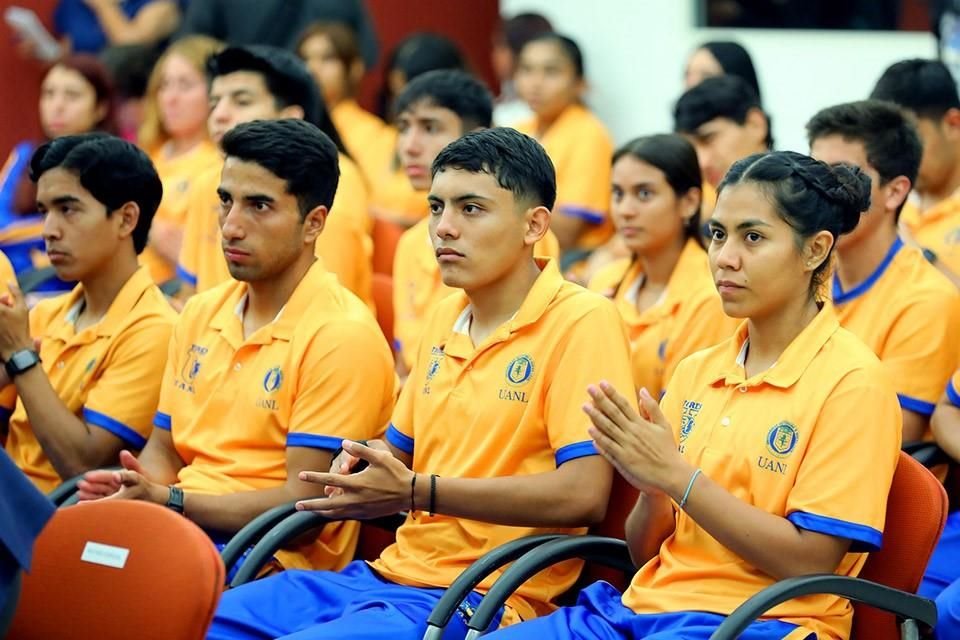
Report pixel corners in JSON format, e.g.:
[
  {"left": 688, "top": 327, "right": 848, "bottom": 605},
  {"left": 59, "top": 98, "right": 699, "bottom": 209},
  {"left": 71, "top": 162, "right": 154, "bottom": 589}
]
[
  {"left": 5, "top": 348, "right": 41, "bottom": 379},
  {"left": 166, "top": 485, "right": 185, "bottom": 514}
]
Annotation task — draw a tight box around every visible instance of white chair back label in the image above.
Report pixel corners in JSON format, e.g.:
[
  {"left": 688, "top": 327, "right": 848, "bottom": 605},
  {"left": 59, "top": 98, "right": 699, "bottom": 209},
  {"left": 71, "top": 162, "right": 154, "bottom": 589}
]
[{"left": 80, "top": 541, "right": 130, "bottom": 569}]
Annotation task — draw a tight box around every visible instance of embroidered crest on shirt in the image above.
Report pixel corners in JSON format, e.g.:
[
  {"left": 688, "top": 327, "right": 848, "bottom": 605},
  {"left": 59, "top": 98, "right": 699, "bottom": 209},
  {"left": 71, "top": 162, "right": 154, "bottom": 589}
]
[
  {"left": 499, "top": 355, "right": 534, "bottom": 403},
  {"left": 255, "top": 366, "right": 284, "bottom": 411},
  {"left": 176, "top": 344, "right": 208, "bottom": 393},
  {"left": 423, "top": 346, "right": 444, "bottom": 395},
  {"left": 679, "top": 400, "right": 702, "bottom": 452},
  {"left": 757, "top": 421, "right": 799, "bottom": 475}
]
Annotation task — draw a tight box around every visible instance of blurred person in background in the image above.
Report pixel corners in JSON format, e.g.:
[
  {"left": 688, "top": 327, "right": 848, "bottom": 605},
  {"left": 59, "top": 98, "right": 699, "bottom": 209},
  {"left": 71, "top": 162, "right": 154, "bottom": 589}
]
[
  {"left": 137, "top": 35, "right": 224, "bottom": 285},
  {"left": 297, "top": 21, "right": 391, "bottom": 187},
  {"left": 0, "top": 55, "right": 116, "bottom": 296},
  {"left": 684, "top": 41, "right": 762, "bottom": 101},
  {"left": 489, "top": 12, "right": 553, "bottom": 128}
]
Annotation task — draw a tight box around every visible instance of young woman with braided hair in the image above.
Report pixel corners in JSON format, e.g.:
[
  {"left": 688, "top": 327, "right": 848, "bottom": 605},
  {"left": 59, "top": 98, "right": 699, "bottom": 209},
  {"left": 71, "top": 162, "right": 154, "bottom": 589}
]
[{"left": 488, "top": 151, "right": 902, "bottom": 640}]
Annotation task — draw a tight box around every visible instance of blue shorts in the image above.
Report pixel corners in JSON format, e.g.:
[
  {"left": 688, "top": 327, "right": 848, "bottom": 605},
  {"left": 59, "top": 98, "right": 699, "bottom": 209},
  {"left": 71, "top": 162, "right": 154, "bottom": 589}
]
[
  {"left": 485, "top": 581, "right": 810, "bottom": 640},
  {"left": 207, "top": 561, "right": 504, "bottom": 640},
  {"left": 920, "top": 511, "right": 960, "bottom": 599}
]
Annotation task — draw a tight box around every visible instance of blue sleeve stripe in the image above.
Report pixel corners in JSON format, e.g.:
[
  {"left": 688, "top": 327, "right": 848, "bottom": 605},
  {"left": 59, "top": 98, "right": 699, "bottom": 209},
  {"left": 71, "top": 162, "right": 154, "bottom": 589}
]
[
  {"left": 392, "top": 338, "right": 402, "bottom": 352},
  {"left": 386, "top": 424, "right": 414, "bottom": 455},
  {"left": 286, "top": 433, "right": 343, "bottom": 451},
  {"left": 175, "top": 264, "right": 198, "bottom": 287},
  {"left": 898, "top": 394, "right": 937, "bottom": 417},
  {"left": 947, "top": 379, "right": 960, "bottom": 408},
  {"left": 153, "top": 411, "right": 172, "bottom": 431},
  {"left": 555, "top": 440, "right": 598, "bottom": 466},
  {"left": 788, "top": 511, "right": 882, "bottom": 552},
  {"left": 83, "top": 408, "right": 148, "bottom": 449},
  {"left": 558, "top": 205, "right": 605, "bottom": 225}
]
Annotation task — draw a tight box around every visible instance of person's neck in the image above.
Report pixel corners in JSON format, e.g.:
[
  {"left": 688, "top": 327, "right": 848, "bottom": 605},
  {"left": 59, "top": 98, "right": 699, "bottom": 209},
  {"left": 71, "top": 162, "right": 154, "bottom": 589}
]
[
  {"left": 243, "top": 254, "right": 315, "bottom": 338},
  {"left": 166, "top": 131, "right": 207, "bottom": 158},
  {"left": 920, "top": 171, "right": 960, "bottom": 212},
  {"left": 637, "top": 237, "right": 686, "bottom": 290},
  {"left": 743, "top": 294, "right": 820, "bottom": 378},
  {"left": 79, "top": 251, "right": 140, "bottom": 321},
  {"left": 535, "top": 107, "right": 568, "bottom": 137},
  {"left": 466, "top": 258, "right": 542, "bottom": 345},
  {"left": 836, "top": 222, "right": 898, "bottom": 292}
]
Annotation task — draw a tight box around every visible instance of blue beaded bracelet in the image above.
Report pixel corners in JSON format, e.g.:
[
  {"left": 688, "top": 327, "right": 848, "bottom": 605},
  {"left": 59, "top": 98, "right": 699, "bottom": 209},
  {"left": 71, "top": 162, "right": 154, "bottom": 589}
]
[{"left": 678, "top": 468, "right": 703, "bottom": 510}]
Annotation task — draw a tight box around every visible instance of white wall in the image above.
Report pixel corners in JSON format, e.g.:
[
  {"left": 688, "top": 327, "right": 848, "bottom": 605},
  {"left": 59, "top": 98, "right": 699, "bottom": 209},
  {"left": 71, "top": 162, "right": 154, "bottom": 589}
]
[{"left": 501, "top": 0, "right": 937, "bottom": 152}]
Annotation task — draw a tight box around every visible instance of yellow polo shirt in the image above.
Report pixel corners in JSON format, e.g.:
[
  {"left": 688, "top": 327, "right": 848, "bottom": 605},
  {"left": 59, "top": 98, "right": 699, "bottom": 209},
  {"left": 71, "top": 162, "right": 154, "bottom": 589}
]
[
  {"left": 393, "top": 218, "right": 561, "bottom": 370},
  {"left": 177, "top": 154, "right": 374, "bottom": 308},
  {"left": 516, "top": 104, "right": 614, "bottom": 251},
  {"left": 831, "top": 238, "right": 960, "bottom": 425},
  {"left": 141, "top": 140, "right": 221, "bottom": 284},
  {"left": 947, "top": 369, "right": 960, "bottom": 407},
  {"left": 900, "top": 194, "right": 960, "bottom": 278},
  {"left": 372, "top": 258, "right": 636, "bottom": 621},
  {"left": 330, "top": 99, "right": 394, "bottom": 188},
  {"left": 154, "top": 258, "right": 394, "bottom": 570},
  {"left": 3, "top": 267, "right": 176, "bottom": 492},
  {"left": 588, "top": 239, "right": 736, "bottom": 399},
  {"left": 623, "top": 306, "right": 901, "bottom": 640}
]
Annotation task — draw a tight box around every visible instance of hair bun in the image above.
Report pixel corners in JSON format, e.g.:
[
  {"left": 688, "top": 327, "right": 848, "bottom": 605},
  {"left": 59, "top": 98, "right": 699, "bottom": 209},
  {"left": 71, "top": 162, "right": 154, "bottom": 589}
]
[{"left": 826, "top": 164, "right": 871, "bottom": 234}]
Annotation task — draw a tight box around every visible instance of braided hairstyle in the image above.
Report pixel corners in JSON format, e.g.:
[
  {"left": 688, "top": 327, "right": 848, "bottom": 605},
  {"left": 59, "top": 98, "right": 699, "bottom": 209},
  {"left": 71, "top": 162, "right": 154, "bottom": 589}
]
[{"left": 718, "top": 150, "right": 871, "bottom": 297}]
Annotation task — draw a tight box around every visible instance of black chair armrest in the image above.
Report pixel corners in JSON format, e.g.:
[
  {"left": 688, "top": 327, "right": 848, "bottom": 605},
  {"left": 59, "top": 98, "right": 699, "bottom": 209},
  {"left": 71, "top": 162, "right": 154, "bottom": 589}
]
[
  {"left": 220, "top": 501, "right": 299, "bottom": 580},
  {"left": 228, "top": 510, "right": 408, "bottom": 588},
  {"left": 708, "top": 574, "right": 937, "bottom": 640},
  {"left": 464, "top": 536, "right": 634, "bottom": 639},
  {"left": 422, "top": 534, "right": 566, "bottom": 640},
  {"left": 902, "top": 441, "right": 953, "bottom": 468}
]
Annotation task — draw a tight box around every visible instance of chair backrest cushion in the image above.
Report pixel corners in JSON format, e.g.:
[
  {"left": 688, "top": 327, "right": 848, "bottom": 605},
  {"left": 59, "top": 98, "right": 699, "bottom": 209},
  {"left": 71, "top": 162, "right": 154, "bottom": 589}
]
[{"left": 8, "top": 500, "right": 224, "bottom": 640}]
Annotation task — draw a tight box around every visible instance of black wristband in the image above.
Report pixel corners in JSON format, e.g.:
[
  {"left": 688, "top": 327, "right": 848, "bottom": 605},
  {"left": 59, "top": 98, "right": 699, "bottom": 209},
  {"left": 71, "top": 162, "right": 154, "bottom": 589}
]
[
  {"left": 429, "top": 474, "right": 438, "bottom": 516},
  {"left": 166, "top": 485, "right": 184, "bottom": 514},
  {"left": 410, "top": 473, "right": 418, "bottom": 515},
  {"left": 332, "top": 440, "right": 369, "bottom": 473}
]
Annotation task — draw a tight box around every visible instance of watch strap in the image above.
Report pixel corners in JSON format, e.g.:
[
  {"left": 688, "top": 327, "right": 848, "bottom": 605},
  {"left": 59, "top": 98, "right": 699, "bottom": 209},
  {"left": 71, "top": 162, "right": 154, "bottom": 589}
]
[{"left": 166, "top": 485, "right": 184, "bottom": 514}]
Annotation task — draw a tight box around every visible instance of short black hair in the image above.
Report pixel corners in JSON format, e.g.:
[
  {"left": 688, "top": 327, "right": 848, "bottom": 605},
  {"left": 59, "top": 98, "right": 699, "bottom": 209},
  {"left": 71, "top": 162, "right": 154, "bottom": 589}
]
[
  {"left": 522, "top": 32, "right": 584, "bottom": 78},
  {"left": 207, "top": 45, "right": 347, "bottom": 155},
  {"left": 221, "top": 119, "right": 340, "bottom": 218},
  {"left": 432, "top": 127, "right": 556, "bottom": 210},
  {"left": 674, "top": 75, "right": 773, "bottom": 148},
  {"left": 393, "top": 70, "right": 493, "bottom": 131},
  {"left": 499, "top": 13, "right": 553, "bottom": 56},
  {"left": 390, "top": 33, "right": 467, "bottom": 82},
  {"left": 806, "top": 100, "right": 921, "bottom": 220},
  {"left": 870, "top": 59, "right": 960, "bottom": 121},
  {"left": 718, "top": 151, "right": 870, "bottom": 297},
  {"left": 29, "top": 133, "right": 161, "bottom": 254}
]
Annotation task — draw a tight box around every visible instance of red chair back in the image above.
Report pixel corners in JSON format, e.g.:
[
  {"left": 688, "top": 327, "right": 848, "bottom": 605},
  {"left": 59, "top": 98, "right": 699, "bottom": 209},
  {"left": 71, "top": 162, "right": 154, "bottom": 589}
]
[
  {"left": 8, "top": 500, "right": 224, "bottom": 640},
  {"left": 372, "top": 273, "right": 395, "bottom": 348},
  {"left": 852, "top": 451, "right": 947, "bottom": 638},
  {"left": 372, "top": 218, "right": 405, "bottom": 275}
]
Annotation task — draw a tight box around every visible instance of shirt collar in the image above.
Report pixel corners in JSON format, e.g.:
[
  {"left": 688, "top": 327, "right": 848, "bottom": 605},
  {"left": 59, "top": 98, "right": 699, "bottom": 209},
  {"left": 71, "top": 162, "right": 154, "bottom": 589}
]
[
  {"left": 47, "top": 267, "right": 157, "bottom": 341},
  {"left": 209, "top": 259, "right": 331, "bottom": 345},
  {"left": 831, "top": 237, "right": 903, "bottom": 305},
  {"left": 710, "top": 305, "right": 840, "bottom": 389},
  {"left": 440, "top": 257, "right": 565, "bottom": 357}
]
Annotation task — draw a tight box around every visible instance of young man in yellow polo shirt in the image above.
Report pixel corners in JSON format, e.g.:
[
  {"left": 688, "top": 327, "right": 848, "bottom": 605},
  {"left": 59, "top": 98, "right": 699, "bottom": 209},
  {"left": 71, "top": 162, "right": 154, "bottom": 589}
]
[
  {"left": 78, "top": 120, "right": 395, "bottom": 573},
  {"left": 1, "top": 134, "right": 175, "bottom": 493},
  {"left": 674, "top": 75, "right": 772, "bottom": 191},
  {"left": 391, "top": 69, "right": 559, "bottom": 375},
  {"left": 808, "top": 100, "right": 960, "bottom": 441},
  {"left": 207, "top": 127, "right": 636, "bottom": 639},
  {"left": 871, "top": 59, "right": 960, "bottom": 287},
  {"left": 177, "top": 46, "right": 373, "bottom": 307}
]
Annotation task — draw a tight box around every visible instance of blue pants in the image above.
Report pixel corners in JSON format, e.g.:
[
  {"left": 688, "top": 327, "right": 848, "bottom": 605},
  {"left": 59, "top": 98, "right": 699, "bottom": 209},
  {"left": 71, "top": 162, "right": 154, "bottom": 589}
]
[
  {"left": 207, "top": 561, "right": 504, "bottom": 640},
  {"left": 485, "top": 582, "right": 809, "bottom": 640},
  {"left": 920, "top": 512, "right": 960, "bottom": 638}
]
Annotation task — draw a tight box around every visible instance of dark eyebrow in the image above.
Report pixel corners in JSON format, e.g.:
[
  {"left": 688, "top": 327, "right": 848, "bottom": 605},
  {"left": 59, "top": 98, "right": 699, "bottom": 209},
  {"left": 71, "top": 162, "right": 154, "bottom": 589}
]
[
  {"left": 39, "top": 195, "right": 83, "bottom": 209},
  {"left": 452, "top": 193, "right": 494, "bottom": 204},
  {"left": 707, "top": 218, "right": 773, "bottom": 229},
  {"left": 244, "top": 193, "right": 275, "bottom": 205}
]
